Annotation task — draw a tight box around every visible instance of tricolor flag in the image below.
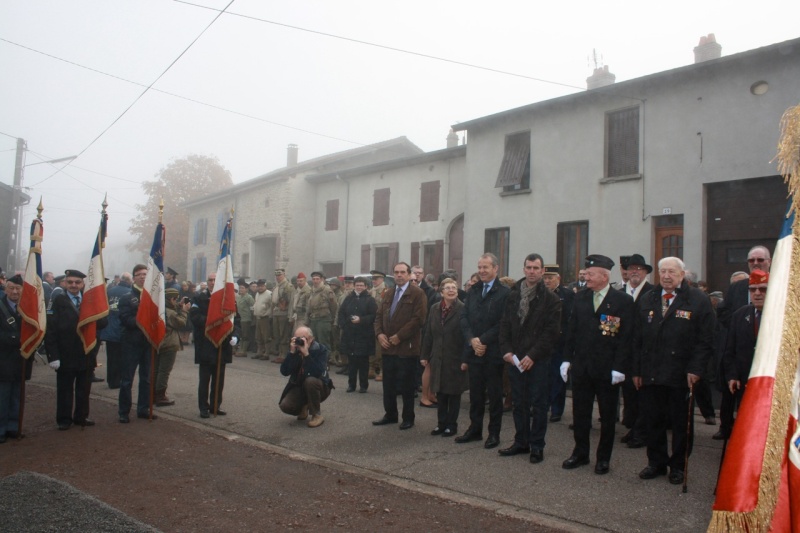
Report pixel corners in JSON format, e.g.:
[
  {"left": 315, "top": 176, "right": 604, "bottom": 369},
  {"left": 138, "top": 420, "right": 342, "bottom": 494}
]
[
  {"left": 205, "top": 214, "right": 235, "bottom": 347},
  {"left": 709, "top": 102, "right": 800, "bottom": 533},
  {"left": 136, "top": 222, "right": 166, "bottom": 348},
  {"left": 18, "top": 211, "right": 46, "bottom": 358},
  {"left": 77, "top": 207, "right": 109, "bottom": 353}
]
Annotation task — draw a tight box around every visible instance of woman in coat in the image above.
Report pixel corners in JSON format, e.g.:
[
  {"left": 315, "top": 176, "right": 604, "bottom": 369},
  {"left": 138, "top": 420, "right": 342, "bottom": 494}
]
[
  {"left": 338, "top": 277, "right": 377, "bottom": 393},
  {"left": 421, "top": 278, "right": 468, "bottom": 437}
]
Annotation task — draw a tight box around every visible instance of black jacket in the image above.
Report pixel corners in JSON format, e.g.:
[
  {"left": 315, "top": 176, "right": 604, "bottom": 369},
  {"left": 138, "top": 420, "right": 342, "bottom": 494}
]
[
  {"left": 552, "top": 285, "right": 574, "bottom": 355},
  {"left": 118, "top": 285, "right": 149, "bottom": 349},
  {"left": 0, "top": 296, "right": 33, "bottom": 382},
  {"left": 499, "top": 279, "right": 562, "bottom": 363},
  {"left": 279, "top": 341, "right": 332, "bottom": 401},
  {"left": 564, "top": 285, "right": 635, "bottom": 380},
  {"left": 721, "top": 304, "right": 758, "bottom": 384},
  {"left": 337, "top": 290, "right": 377, "bottom": 358},
  {"left": 190, "top": 290, "right": 237, "bottom": 365},
  {"left": 633, "top": 280, "right": 715, "bottom": 388},
  {"left": 459, "top": 279, "right": 510, "bottom": 365},
  {"left": 45, "top": 292, "right": 104, "bottom": 370}
]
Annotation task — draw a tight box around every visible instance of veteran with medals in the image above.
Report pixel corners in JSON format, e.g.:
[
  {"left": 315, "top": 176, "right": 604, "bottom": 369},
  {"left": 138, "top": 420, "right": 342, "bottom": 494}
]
[{"left": 561, "top": 255, "right": 635, "bottom": 475}]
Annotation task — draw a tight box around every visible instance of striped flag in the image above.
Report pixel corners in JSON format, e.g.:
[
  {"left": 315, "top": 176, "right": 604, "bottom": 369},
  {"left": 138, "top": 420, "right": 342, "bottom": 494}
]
[
  {"left": 136, "top": 222, "right": 166, "bottom": 348},
  {"left": 77, "top": 208, "right": 109, "bottom": 353},
  {"left": 18, "top": 213, "right": 46, "bottom": 358},
  {"left": 205, "top": 214, "right": 235, "bottom": 347},
  {"left": 709, "top": 203, "right": 800, "bottom": 532}
]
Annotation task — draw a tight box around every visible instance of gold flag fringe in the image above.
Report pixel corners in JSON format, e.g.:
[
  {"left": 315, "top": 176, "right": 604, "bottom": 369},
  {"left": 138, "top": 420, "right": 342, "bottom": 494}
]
[{"left": 708, "top": 102, "right": 800, "bottom": 532}]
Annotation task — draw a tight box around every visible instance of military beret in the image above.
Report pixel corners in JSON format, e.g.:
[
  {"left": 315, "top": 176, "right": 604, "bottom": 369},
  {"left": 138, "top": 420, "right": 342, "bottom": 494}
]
[
  {"left": 7, "top": 274, "right": 23, "bottom": 285},
  {"left": 328, "top": 277, "right": 341, "bottom": 286},
  {"left": 54, "top": 275, "right": 65, "bottom": 283},
  {"left": 310, "top": 271, "right": 325, "bottom": 279},
  {"left": 167, "top": 267, "right": 178, "bottom": 276},
  {"left": 64, "top": 269, "right": 87, "bottom": 279},
  {"left": 370, "top": 270, "right": 385, "bottom": 278},
  {"left": 749, "top": 269, "right": 769, "bottom": 285},
  {"left": 256, "top": 279, "right": 267, "bottom": 285},
  {"left": 584, "top": 255, "right": 614, "bottom": 270}
]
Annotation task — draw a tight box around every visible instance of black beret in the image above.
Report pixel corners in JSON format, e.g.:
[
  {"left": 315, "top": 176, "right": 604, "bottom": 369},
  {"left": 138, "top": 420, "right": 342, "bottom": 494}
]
[
  {"left": 64, "top": 269, "right": 86, "bottom": 279},
  {"left": 310, "top": 271, "right": 325, "bottom": 279},
  {"left": 584, "top": 255, "right": 614, "bottom": 270}
]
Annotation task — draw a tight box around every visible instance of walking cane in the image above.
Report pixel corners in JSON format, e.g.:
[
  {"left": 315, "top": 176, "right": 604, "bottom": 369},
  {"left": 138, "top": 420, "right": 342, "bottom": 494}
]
[{"left": 682, "top": 381, "right": 694, "bottom": 493}]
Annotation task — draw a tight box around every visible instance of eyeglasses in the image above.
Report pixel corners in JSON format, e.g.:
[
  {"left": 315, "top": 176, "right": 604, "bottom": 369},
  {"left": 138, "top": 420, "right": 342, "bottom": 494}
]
[
  {"left": 66, "top": 280, "right": 82, "bottom": 285},
  {"left": 748, "top": 258, "right": 768, "bottom": 263},
  {"left": 748, "top": 287, "right": 767, "bottom": 293}
]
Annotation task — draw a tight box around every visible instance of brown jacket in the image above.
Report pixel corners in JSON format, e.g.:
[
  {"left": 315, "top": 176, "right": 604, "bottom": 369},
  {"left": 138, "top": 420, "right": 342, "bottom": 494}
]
[{"left": 374, "top": 282, "right": 427, "bottom": 357}]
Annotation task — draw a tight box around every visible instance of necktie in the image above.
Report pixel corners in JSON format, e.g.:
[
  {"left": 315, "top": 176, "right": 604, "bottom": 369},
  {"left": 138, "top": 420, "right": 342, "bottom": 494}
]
[
  {"left": 662, "top": 293, "right": 673, "bottom": 315},
  {"left": 72, "top": 295, "right": 81, "bottom": 309},
  {"left": 389, "top": 287, "right": 403, "bottom": 317},
  {"left": 754, "top": 309, "right": 761, "bottom": 338},
  {"left": 482, "top": 283, "right": 489, "bottom": 298},
  {"left": 593, "top": 291, "right": 603, "bottom": 312}
]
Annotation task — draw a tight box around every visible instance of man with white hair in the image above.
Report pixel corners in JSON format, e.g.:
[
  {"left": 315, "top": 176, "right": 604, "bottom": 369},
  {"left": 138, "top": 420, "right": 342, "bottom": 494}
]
[{"left": 633, "top": 256, "right": 715, "bottom": 485}]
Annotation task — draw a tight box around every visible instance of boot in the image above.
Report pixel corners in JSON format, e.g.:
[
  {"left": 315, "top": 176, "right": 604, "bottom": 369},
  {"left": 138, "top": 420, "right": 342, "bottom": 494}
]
[{"left": 155, "top": 389, "right": 175, "bottom": 407}]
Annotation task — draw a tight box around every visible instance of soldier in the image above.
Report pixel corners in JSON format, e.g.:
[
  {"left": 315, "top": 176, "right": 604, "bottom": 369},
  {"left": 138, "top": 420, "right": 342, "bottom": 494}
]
[
  {"left": 542, "top": 265, "right": 574, "bottom": 423},
  {"left": 165, "top": 267, "right": 180, "bottom": 291},
  {"left": 307, "top": 272, "right": 337, "bottom": 351},
  {"left": 252, "top": 279, "right": 272, "bottom": 360},
  {"left": 334, "top": 276, "right": 355, "bottom": 375},
  {"left": 369, "top": 270, "right": 388, "bottom": 380},
  {"left": 271, "top": 269, "right": 295, "bottom": 364},
  {"left": 235, "top": 282, "right": 255, "bottom": 357},
  {"left": 291, "top": 272, "right": 311, "bottom": 329}
]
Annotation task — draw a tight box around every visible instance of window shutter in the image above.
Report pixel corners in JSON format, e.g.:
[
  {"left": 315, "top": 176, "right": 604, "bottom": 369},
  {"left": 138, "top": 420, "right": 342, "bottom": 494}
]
[
  {"left": 410, "top": 242, "right": 420, "bottom": 266},
  {"left": 607, "top": 107, "right": 640, "bottom": 177},
  {"left": 361, "top": 244, "right": 371, "bottom": 272},
  {"left": 388, "top": 242, "right": 399, "bottom": 269},
  {"left": 419, "top": 181, "right": 440, "bottom": 222},
  {"left": 494, "top": 133, "right": 531, "bottom": 188},
  {"left": 434, "top": 240, "right": 444, "bottom": 275},
  {"left": 326, "top": 199, "right": 339, "bottom": 231},
  {"left": 373, "top": 188, "right": 390, "bottom": 226}
]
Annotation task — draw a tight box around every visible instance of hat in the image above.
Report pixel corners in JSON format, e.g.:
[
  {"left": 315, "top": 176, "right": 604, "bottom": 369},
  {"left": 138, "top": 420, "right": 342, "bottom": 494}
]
[
  {"left": 54, "top": 275, "right": 65, "bottom": 283},
  {"left": 627, "top": 254, "right": 653, "bottom": 273},
  {"left": 256, "top": 279, "right": 267, "bottom": 286},
  {"left": 7, "top": 274, "right": 23, "bottom": 285},
  {"left": 310, "top": 271, "right": 325, "bottom": 279},
  {"left": 237, "top": 277, "right": 247, "bottom": 286},
  {"left": 619, "top": 256, "right": 632, "bottom": 269},
  {"left": 328, "top": 277, "right": 341, "bottom": 286},
  {"left": 543, "top": 264, "right": 560, "bottom": 275},
  {"left": 584, "top": 255, "right": 614, "bottom": 270},
  {"left": 64, "top": 269, "right": 86, "bottom": 279},
  {"left": 296, "top": 272, "right": 307, "bottom": 279},
  {"left": 167, "top": 267, "right": 178, "bottom": 277},
  {"left": 274, "top": 268, "right": 285, "bottom": 275},
  {"left": 709, "top": 291, "right": 724, "bottom": 299},
  {"left": 165, "top": 288, "right": 180, "bottom": 298},
  {"left": 749, "top": 269, "right": 769, "bottom": 285},
  {"left": 343, "top": 275, "right": 355, "bottom": 283},
  {"left": 370, "top": 270, "right": 385, "bottom": 278}
]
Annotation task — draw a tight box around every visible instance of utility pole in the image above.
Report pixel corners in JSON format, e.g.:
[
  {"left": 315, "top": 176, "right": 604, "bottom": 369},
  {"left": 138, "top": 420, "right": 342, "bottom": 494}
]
[{"left": 8, "top": 137, "right": 27, "bottom": 273}]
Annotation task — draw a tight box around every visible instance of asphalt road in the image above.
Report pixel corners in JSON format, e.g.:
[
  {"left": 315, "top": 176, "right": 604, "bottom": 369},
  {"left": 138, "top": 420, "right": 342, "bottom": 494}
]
[{"left": 28, "top": 346, "right": 723, "bottom": 533}]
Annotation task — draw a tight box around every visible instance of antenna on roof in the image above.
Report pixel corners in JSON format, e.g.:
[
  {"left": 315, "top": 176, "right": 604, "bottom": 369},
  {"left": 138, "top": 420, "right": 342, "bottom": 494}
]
[{"left": 587, "top": 49, "right": 604, "bottom": 70}]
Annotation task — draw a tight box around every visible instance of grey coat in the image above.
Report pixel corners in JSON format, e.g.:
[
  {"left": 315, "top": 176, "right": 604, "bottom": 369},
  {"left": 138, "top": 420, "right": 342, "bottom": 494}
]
[{"left": 421, "top": 299, "right": 468, "bottom": 396}]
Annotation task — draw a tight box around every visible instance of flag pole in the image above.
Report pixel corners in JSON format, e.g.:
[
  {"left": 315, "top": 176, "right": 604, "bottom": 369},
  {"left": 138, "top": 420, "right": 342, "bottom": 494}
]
[{"left": 148, "top": 198, "right": 165, "bottom": 421}]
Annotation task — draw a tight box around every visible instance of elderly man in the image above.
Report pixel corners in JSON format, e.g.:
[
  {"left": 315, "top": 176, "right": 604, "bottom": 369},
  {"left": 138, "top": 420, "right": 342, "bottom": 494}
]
[
  {"left": 0, "top": 275, "right": 34, "bottom": 441},
  {"left": 633, "top": 257, "right": 715, "bottom": 484},
  {"left": 279, "top": 326, "right": 333, "bottom": 428},
  {"left": 498, "top": 254, "right": 561, "bottom": 462},
  {"left": 373, "top": 262, "right": 427, "bottom": 430},
  {"left": 271, "top": 269, "right": 295, "bottom": 363},
  {"left": 561, "top": 255, "right": 635, "bottom": 475},
  {"left": 456, "top": 253, "right": 511, "bottom": 448},
  {"left": 542, "top": 265, "right": 574, "bottom": 423}
]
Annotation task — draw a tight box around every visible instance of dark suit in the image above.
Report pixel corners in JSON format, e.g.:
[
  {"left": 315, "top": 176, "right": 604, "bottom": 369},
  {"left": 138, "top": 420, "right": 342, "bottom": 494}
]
[
  {"left": 563, "top": 286, "right": 634, "bottom": 463},
  {"left": 0, "top": 296, "right": 34, "bottom": 436},
  {"left": 548, "top": 285, "right": 574, "bottom": 419},
  {"left": 719, "top": 304, "right": 759, "bottom": 433},
  {"left": 717, "top": 278, "right": 749, "bottom": 329},
  {"left": 621, "top": 281, "right": 652, "bottom": 433}
]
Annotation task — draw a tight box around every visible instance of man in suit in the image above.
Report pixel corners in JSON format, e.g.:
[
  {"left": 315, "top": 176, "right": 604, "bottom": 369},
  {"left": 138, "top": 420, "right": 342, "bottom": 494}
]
[
  {"left": 455, "top": 253, "right": 510, "bottom": 449},
  {"left": 0, "top": 275, "right": 34, "bottom": 441},
  {"left": 561, "top": 255, "right": 635, "bottom": 475},
  {"left": 568, "top": 269, "right": 588, "bottom": 292},
  {"left": 498, "top": 255, "right": 561, "bottom": 463},
  {"left": 542, "top": 265, "right": 574, "bottom": 423},
  {"left": 373, "top": 262, "right": 427, "bottom": 430},
  {"left": 633, "top": 257, "right": 715, "bottom": 485}
]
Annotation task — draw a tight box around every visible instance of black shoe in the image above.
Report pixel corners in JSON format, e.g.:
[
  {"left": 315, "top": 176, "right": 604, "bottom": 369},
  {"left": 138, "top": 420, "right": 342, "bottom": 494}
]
[
  {"left": 627, "top": 438, "right": 646, "bottom": 449},
  {"left": 530, "top": 449, "right": 544, "bottom": 463},
  {"left": 358, "top": 388, "right": 368, "bottom": 393},
  {"left": 712, "top": 430, "right": 729, "bottom": 440},
  {"left": 419, "top": 401, "right": 437, "bottom": 408},
  {"left": 484, "top": 434, "right": 500, "bottom": 449},
  {"left": 668, "top": 469, "right": 685, "bottom": 485},
  {"left": 57, "top": 423, "right": 71, "bottom": 431},
  {"left": 200, "top": 410, "right": 210, "bottom": 419},
  {"left": 138, "top": 413, "right": 157, "bottom": 420},
  {"left": 639, "top": 465, "right": 667, "bottom": 479},
  {"left": 595, "top": 461, "right": 610, "bottom": 475},
  {"left": 346, "top": 387, "right": 355, "bottom": 393},
  {"left": 498, "top": 443, "right": 530, "bottom": 456},
  {"left": 568, "top": 423, "right": 575, "bottom": 430},
  {"left": 442, "top": 428, "right": 456, "bottom": 437},
  {"left": 5, "top": 430, "right": 21, "bottom": 439},
  {"left": 620, "top": 429, "right": 633, "bottom": 444},
  {"left": 91, "top": 376, "right": 104, "bottom": 383},
  {"left": 372, "top": 417, "right": 398, "bottom": 426},
  {"left": 118, "top": 415, "right": 129, "bottom": 424},
  {"left": 431, "top": 426, "right": 445, "bottom": 436},
  {"left": 74, "top": 419, "right": 95, "bottom": 426},
  {"left": 399, "top": 421, "right": 414, "bottom": 430},
  {"left": 562, "top": 455, "right": 590, "bottom": 469},
  {"left": 215, "top": 410, "right": 226, "bottom": 416},
  {"left": 705, "top": 416, "right": 716, "bottom": 426},
  {"left": 454, "top": 431, "right": 482, "bottom": 444},
  {"left": 549, "top": 415, "right": 561, "bottom": 422}
]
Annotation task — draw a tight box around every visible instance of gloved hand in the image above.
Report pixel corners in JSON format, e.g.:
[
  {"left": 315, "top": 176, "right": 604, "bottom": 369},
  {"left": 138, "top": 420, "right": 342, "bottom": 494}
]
[
  {"left": 560, "top": 362, "right": 570, "bottom": 382},
  {"left": 611, "top": 370, "right": 625, "bottom": 385},
  {"left": 229, "top": 336, "right": 238, "bottom": 347},
  {"left": 49, "top": 360, "right": 61, "bottom": 371}
]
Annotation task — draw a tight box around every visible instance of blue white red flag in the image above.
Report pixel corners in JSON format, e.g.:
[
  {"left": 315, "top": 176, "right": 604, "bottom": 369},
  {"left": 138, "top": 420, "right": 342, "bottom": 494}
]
[
  {"left": 205, "top": 214, "right": 235, "bottom": 347},
  {"left": 136, "top": 222, "right": 166, "bottom": 348},
  {"left": 19, "top": 214, "right": 46, "bottom": 358},
  {"left": 77, "top": 208, "right": 109, "bottom": 353}
]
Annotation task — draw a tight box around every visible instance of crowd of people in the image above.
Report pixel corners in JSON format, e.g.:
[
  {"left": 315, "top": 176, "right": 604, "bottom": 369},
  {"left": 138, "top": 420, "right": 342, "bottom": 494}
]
[{"left": 0, "top": 245, "right": 769, "bottom": 490}]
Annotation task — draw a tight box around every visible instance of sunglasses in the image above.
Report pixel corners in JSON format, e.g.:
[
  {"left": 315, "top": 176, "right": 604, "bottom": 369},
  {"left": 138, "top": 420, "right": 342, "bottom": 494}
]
[
  {"left": 747, "top": 258, "right": 768, "bottom": 263},
  {"left": 748, "top": 287, "right": 767, "bottom": 293}
]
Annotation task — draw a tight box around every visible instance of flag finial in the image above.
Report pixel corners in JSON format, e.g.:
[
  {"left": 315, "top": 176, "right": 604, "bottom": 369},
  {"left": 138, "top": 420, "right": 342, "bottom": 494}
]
[
  {"left": 158, "top": 197, "right": 164, "bottom": 224},
  {"left": 36, "top": 197, "right": 43, "bottom": 219}
]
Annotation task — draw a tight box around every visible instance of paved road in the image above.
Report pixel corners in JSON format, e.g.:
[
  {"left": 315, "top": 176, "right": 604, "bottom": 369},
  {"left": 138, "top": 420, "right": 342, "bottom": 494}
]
[{"left": 30, "top": 347, "right": 723, "bottom": 533}]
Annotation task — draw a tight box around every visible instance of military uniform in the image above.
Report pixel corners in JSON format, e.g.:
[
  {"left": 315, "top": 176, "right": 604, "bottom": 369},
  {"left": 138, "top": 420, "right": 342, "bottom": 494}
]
[
  {"left": 271, "top": 274, "right": 295, "bottom": 361},
  {"left": 307, "top": 278, "right": 337, "bottom": 352},
  {"left": 369, "top": 275, "right": 387, "bottom": 379},
  {"left": 291, "top": 283, "right": 311, "bottom": 329}
]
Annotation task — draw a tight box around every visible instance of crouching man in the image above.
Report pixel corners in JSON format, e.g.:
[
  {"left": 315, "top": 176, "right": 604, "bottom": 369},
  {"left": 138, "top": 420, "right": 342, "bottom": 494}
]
[{"left": 279, "top": 326, "right": 334, "bottom": 428}]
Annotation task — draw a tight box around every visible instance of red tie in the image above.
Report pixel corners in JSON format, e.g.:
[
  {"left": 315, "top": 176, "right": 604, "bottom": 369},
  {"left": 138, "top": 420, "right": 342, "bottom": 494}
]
[{"left": 662, "top": 293, "right": 673, "bottom": 314}]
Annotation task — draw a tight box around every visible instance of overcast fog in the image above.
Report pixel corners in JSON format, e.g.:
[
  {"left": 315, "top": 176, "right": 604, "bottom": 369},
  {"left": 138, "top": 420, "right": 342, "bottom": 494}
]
[{"left": 2, "top": 0, "right": 798, "bottom": 276}]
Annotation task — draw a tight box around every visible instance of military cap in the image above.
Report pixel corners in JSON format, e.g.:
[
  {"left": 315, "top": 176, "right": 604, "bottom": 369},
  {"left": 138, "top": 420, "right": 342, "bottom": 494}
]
[
  {"left": 237, "top": 277, "right": 247, "bottom": 286},
  {"left": 274, "top": 268, "right": 285, "bottom": 275},
  {"left": 256, "top": 279, "right": 267, "bottom": 286},
  {"left": 167, "top": 267, "right": 179, "bottom": 276},
  {"left": 310, "top": 271, "right": 325, "bottom": 279},
  {"left": 54, "top": 275, "right": 65, "bottom": 283},
  {"left": 165, "top": 288, "right": 180, "bottom": 298},
  {"left": 296, "top": 272, "right": 307, "bottom": 279},
  {"left": 543, "top": 264, "right": 560, "bottom": 275},
  {"left": 584, "top": 255, "right": 614, "bottom": 270},
  {"left": 370, "top": 270, "right": 385, "bottom": 278},
  {"left": 343, "top": 275, "right": 355, "bottom": 283},
  {"left": 7, "top": 274, "right": 23, "bottom": 285},
  {"left": 627, "top": 254, "right": 653, "bottom": 273},
  {"left": 64, "top": 269, "right": 87, "bottom": 279},
  {"left": 328, "top": 277, "right": 341, "bottom": 286}
]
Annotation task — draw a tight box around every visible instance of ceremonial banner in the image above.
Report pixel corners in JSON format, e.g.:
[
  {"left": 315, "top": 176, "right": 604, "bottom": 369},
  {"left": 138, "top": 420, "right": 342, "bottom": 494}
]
[
  {"left": 136, "top": 223, "right": 166, "bottom": 348},
  {"left": 205, "top": 214, "right": 235, "bottom": 347},
  {"left": 19, "top": 213, "right": 45, "bottom": 358},
  {"left": 77, "top": 207, "right": 109, "bottom": 353}
]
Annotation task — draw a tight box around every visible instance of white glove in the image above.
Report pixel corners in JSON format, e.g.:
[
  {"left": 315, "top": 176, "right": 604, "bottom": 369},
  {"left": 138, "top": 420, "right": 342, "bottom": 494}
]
[
  {"left": 49, "top": 360, "right": 61, "bottom": 370},
  {"left": 611, "top": 370, "right": 625, "bottom": 386},
  {"left": 229, "top": 336, "right": 238, "bottom": 346},
  {"left": 560, "top": 362, "right": 570, "bottom": 382}
]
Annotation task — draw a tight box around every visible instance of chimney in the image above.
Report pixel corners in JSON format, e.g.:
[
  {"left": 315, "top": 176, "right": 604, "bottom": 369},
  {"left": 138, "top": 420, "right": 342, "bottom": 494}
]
[
  {"left": 286, "top": 144, "right": 298, "bottom": 167},
  {"left": 694, "top": 34, "right": 722, "bottom": 63},
  {"left": 446, "top": 128, "right": 459, "bottom": 148},
  {"left": 586, "top": 65, "right": 616, "bottom": 90}
]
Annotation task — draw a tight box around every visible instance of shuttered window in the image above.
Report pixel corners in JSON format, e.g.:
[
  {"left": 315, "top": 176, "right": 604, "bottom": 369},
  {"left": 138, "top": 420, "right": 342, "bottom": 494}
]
[
  {"left": 419, "top": 181, "right": 440, "bottom": 221},
  {"left": 606, "top": 107, "right": 640, "bottom": 178},
  {"left": 194, "top": 218, "right": 208, "bottom": 245},
  {"left": 373, "top": 188, "right": 390, "bottom": 226},
  {"left": 494, "top": 132, "right": 531, "bottom": 189},
  {"left": 484, "top": 228, "right": 510, "bottom": 277},
  {"left": 325, "top": 199, "right": 339, "bottom": 231},
  {"left": 361, "top": 244, "right": 371, "bottom": 272}
]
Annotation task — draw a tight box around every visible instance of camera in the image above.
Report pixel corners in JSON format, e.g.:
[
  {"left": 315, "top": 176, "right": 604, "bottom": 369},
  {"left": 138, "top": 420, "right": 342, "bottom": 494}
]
[
  {"left": 294, "top": 337, "right": 305, "bottom": 347},
  {"left": 182, "top": 297, "right": 190, "bottom": 305}
]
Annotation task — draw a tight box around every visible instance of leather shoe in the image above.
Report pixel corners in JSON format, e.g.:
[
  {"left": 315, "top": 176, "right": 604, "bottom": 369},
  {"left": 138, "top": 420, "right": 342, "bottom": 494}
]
[
  {"left": 529, "top": 449, "right": 544, "bottom": 464},
  {"left": 705, "top": 416, "right": 716, "bottom": 426},
  {"left": 454, "top": 431, "right": 482, "bottom": 444},
  {"left": 118, "top": 415, "right": 129, "bottom": 424},
  {"left": 442, "top": 428, "right": 455, "bottom": 437},
  {"left": 431, "top": 426, "right": 445, "bottom": 436},
  {"left": 498, "top": 443, "right": 530, "bottom": 456},
  {"left": 346, "top": 387, "right": 355, "bottom": 393},
  {"left": 595, "top": 461, "right": 610, "bottom": 475},
  {"left": 639, "top": 465, "right": 667, "bottom": 479},
  {"left": 484, "top": 434, "right": 500, "bottom": 449},
  {"left": 549, "top": 415, "right": 561, "bottom": 422},
  {"left": 91, "top": 375, "right": 104, "bottom": 383},
  {"left": 562, "top": 455, "right": 590, "bottom": 469},
  {"left": 620, "top": 430, "right": 633, "bottom": 444},
  {"left": 200, "top": 410, "right": 210, "bottom": 419},
  {"left": 57, "top": 423, "right": 71, "bottom": 431},
  {"left": 74, "top": 419, "right": 95, "bottom": 426},
  {"left": 627, "top": 438, "right": 646, "bottom": 449},
  {"left": 138, "top": 413, "right": 157, "bottom": 420},
  {"left": 372, "top": 417, "right": 398, "bottom": 426},
  {"left": 712, "top": 430, "right": 729, "bottom": 440},
  {"left": 669, "top": 469, "right": 685, "bottom": 485},
  {"left": 215, "top": 410, "right": 227, "bottom": 416},
  {"left": 358, "top": 388, "right": 368, "bottom": 393},
  {"left": 399, "top": 421, "right": 414, "bottom": 430}
]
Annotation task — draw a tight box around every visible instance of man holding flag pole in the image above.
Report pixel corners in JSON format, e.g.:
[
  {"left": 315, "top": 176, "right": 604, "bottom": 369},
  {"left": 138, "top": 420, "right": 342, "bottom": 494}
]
[{"left": 190, "top": 210, "right": 237, "bottom": 418}]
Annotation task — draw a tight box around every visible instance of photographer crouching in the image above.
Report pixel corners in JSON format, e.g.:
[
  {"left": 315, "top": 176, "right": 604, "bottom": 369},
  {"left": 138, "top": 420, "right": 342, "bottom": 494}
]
[{"left": 279, "top": 326, "right": 334, "bottom": 428}]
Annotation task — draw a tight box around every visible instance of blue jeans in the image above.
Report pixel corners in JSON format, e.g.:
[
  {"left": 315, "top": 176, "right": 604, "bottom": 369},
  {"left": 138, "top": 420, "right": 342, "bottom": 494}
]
[
  {"left": 119, "top": 340, "right": 152, "bottom": 417},
  {"left": 0, "top": 381, "right": 21, "bottom": 434},
  {"left": 509, "top": 356, "right": 550, "bottom": 450}
]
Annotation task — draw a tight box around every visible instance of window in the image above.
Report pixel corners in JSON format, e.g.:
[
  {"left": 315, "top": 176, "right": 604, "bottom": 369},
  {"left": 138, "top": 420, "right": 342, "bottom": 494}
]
[
  {"left": 494, "top": 131, "right": 531, "bottom": 191},
  {"left": 240, "top": 253, "right": 249, "bottom": 278},
  {"left": 419, "top": 181, "right": 440, "bottom": 222},
  {"left": 325, "top": 199, "right": 339, "bottom": 231},
  {"left": 556, "top": 221, "right": 589, "bottom": 285},
  {"left": 606, "top": 107, "right": 639, "bottom": 178},
  {"left": 374, "top": 242, "right": 399, "bottom": 274},
  {"left": 361, "top": 244, "right": 371, "bottom": 272},
  {"left": 193, "top": 218, "right": 208, "bottom": 245},
  {"left": 373, "top": 188, "right": 390, "bottom": 226},
  {"left": 484, "top": 228, "right": 510, "bottom": 277},
  {"left": 192, "top": 255, "right": 207, "bottom": 283},
  {"left": 423, "top": 241, "right": 444, "bottom": 278}
]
